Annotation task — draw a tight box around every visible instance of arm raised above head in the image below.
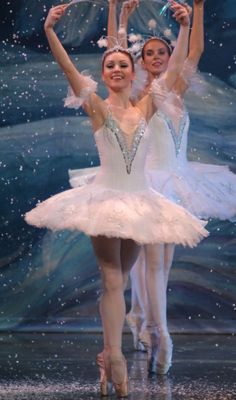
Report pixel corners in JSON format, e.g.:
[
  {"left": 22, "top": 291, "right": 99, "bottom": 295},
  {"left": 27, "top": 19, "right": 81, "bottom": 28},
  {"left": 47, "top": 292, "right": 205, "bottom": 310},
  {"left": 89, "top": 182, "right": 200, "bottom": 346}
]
[
  {"left": 107, "top": 0, "right": 139, "bottom": 49},
  {"left": 118, "top": 0, "right": 139, "bottom": 48},
  {"left": 162, "top": 1, "right": 190, "bottom": 90},
  {"left": 136, "top": 2, "right": 191, "bottom": 121},
  {"left": 188, "top": 0, "right": 205, "bottom": 66},
  {"left": 44, "top": 5, "right": 104, "bottom": 122},
  {"left": 45, "top": 5, "right": 86, "bottom": 96},
  {"left": 107, "top": 0, "right": 119, "bottom": 48}
]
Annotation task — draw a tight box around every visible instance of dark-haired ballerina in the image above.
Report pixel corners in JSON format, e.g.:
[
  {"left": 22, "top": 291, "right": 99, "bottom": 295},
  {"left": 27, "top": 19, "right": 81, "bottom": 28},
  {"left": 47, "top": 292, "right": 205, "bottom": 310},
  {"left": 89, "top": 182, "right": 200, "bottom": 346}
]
[{"left": 25, "top": 3, "right": 207, "bottom": 397}]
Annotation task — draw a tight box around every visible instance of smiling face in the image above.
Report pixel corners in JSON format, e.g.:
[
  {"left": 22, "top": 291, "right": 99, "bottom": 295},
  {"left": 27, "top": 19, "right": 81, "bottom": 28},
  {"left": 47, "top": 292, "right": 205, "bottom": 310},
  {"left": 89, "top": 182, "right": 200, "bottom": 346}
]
[
  {"left": 102, "top": 50, "right": 135, "bottom": 91},
  {"left": 142, "top": 39, "right": 171, "bottom": 77}
]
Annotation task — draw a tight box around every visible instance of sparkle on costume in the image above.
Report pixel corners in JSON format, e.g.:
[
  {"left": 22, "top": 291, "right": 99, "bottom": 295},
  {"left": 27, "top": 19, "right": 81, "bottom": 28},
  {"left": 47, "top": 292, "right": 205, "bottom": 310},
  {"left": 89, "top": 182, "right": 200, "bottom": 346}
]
[
  {"left": 105, "top": 111, "right": 146, "bottom": 174},
  {"left": 158, "top": 110, "right": 188, "bottom": 157}
]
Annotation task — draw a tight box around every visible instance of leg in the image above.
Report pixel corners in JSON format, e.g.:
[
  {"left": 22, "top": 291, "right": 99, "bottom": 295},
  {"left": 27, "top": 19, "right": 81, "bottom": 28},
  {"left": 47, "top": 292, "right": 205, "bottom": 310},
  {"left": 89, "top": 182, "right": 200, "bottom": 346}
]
[
  {"left": 128, "top": 248, "right": 150, "bottom": 350},
  {"left": 126, "top": 250, "right": 145, "bottom": 343},
  {"left": 91, "top": 236, "right": 139, "bottom": 397},
  {"left": 145, "top": 244, "right": 168, "bottom": 336},
  {"left": 164, "top": 244, "right": 175, "bottom": 289},
  {"left": 129, "top": 248, "right": 148, "bottom": 318},
  {"left": 145, "top": 243, "right": 173, "bottom": 374},
  {"left": 91, "top": 235, "right": 124, "bottom": 358},
  {"left": 120, "top": 238, "right": 140, "bottom": 289}
]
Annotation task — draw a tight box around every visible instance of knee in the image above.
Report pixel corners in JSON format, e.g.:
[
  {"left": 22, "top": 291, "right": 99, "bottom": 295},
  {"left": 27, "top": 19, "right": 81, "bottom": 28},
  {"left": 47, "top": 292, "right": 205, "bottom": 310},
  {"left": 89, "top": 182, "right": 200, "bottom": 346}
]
[
  {"left": 102, "top": 268, "right": 123, "bottom": 293},
  {"left": 146, "top": 257, "right": 164, "bottom": 274}
]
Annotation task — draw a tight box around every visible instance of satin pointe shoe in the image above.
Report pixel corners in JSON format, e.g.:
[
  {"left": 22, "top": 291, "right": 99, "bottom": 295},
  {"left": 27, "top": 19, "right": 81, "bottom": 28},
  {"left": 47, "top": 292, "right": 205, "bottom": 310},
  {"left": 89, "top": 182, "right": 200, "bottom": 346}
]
[
  {"left": 125, "top": 313, "right": 142, "bottom": 351},
  {"left": 96, "top": 352, "right": 112, "bottom": 397},
  {"left": 110, "top": 355, "right": 128, "bottom": 398},
  {"left": 148, "top": 334, "right": 173, "bottom": 375},
  {"left": 138, "top": 328, "right": 151, "bottom": 352},
  {"left": 156, "top": 334, "right": 173, "bottom": 375}
]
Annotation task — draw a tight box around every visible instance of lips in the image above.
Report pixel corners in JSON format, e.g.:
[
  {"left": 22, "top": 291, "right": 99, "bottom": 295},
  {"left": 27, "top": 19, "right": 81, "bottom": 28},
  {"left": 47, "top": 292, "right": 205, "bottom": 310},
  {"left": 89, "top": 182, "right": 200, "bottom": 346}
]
[
  {"left": 152, "top": 61, "right": 162, "bottom": 67},
  {"left": 111, "top": 74, "right": 124, "bottom": 80}
]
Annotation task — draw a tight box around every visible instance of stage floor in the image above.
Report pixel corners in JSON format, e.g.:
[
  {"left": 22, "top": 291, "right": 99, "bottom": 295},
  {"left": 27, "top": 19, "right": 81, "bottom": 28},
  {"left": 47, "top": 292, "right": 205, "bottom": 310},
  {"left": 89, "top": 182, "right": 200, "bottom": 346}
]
[{"left": 0, "top": 333, "right": 235, "bottom": 399}]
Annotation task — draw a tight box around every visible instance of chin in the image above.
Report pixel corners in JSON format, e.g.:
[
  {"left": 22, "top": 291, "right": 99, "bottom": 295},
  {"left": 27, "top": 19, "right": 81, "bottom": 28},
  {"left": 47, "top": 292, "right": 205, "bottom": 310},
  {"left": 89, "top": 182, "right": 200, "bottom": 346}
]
[{"left": 152, "top": 67, "right": 163, "bottom": 75}]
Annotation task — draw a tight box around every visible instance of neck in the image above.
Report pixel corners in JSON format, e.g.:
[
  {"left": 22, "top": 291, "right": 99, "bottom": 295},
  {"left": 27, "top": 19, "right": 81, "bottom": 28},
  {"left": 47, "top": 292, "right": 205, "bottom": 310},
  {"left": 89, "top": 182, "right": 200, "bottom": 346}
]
[
  {"left": 147, "top": 70, "right": 161, "bottom": 84},
  {"left": 107, "top": 87, "right": 132, "bottom": 109}
]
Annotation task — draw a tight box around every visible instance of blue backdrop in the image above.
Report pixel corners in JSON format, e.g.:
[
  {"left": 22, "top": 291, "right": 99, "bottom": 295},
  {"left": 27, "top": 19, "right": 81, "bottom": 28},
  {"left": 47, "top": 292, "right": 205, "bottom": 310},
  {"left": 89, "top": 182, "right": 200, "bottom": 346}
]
[{"left": 0, "top": 0, "right": 236, "bottom": 332}]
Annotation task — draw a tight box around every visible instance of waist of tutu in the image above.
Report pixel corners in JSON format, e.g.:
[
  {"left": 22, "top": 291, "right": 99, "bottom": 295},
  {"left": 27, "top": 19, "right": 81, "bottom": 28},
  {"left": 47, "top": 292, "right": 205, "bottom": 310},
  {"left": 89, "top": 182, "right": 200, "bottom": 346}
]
[
  {"left": 93, "top": 169, "right": 149, "bottom": 192},
  {"left": 147, "top": 159, "right": 188, "bottom": 172}
]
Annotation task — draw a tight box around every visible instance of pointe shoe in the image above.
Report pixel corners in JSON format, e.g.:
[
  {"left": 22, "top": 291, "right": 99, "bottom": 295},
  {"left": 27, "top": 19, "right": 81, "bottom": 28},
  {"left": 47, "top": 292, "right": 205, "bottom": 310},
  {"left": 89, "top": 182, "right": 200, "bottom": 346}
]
[
  {"left": 110, "top": 355, "right": 128, "bottom": 398},
  {"left": 148, "top": 334, "right": 173, "bottom": 375},
  {"left": 138, "top": 329, "right": 151, "bottom": 352},
  {"left": 156, "top": 335, "right": 173, "bottom": 375},
  {"left": 96, "top": 352, "right": 112, "bottom": 397},
  {"left": 126, "top": 313, "right": 142, "bottom": 351}
]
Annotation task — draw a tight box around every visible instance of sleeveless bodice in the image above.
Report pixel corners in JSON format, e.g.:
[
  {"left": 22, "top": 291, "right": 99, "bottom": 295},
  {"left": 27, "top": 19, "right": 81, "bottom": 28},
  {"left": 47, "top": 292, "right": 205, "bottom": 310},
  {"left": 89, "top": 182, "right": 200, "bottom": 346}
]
[
  {"left": 93, "top": 111, "right": 150, "bottom": 192},
  {"left": 146, "top": 108, "right": 190, "bottom": 171}
]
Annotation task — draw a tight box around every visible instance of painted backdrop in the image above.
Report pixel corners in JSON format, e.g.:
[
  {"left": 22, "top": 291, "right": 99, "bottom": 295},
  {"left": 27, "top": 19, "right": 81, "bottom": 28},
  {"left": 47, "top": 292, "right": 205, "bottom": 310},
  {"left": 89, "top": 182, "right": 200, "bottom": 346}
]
[{"left": 0, "top": 0, "right": 236, "bottom": 332}]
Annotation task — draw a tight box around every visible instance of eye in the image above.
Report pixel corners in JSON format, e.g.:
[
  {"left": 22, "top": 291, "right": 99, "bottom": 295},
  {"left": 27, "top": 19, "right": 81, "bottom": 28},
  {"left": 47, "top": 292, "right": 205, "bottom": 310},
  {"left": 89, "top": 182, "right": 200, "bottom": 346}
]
[
  {"left": 158, "top": 49, "right": 166, "bottom": 55},
  {"left": 120, "top": 63, "right": 129, "bottom": 68},
  {"left": 105, "top": 63, "right": 114, "bottom": 69},
  {"left": 146, "top": 50, "right": 153, "bottom": 56}
]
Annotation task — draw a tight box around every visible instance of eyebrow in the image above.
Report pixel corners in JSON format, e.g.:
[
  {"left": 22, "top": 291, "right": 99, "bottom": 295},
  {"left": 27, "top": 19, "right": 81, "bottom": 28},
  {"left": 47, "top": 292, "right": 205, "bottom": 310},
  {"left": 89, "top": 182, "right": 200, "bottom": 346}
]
[{"left": 106, "top": 59, "right": 129, "bottom": 63}]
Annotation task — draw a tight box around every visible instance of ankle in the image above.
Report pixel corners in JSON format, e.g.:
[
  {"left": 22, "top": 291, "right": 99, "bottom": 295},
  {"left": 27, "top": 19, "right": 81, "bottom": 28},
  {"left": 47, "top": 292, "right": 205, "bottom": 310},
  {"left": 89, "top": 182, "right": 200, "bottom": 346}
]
[
  {"left": 110, "top": 355, "right": 127, "bottom": 384},
  {"left": 109, "top": 346, "right": 123, "bottom": 359}
]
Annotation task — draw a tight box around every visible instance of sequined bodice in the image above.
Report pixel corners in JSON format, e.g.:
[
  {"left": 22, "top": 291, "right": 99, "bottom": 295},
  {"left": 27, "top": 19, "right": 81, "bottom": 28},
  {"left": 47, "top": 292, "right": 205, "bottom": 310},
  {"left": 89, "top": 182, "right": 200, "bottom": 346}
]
[
  {"left": 146, "top": 108, "right": 190, "bottom": 171},
  {"left": 93, "top": 111, "right": 150, "bottom": 191}
]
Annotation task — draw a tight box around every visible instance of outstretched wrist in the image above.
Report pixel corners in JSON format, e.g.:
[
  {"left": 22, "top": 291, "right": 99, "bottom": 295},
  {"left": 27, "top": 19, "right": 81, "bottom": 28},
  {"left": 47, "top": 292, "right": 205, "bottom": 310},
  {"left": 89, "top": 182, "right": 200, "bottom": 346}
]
[{"left": 44, "top": 24, "right": 53, "bottom": 32}]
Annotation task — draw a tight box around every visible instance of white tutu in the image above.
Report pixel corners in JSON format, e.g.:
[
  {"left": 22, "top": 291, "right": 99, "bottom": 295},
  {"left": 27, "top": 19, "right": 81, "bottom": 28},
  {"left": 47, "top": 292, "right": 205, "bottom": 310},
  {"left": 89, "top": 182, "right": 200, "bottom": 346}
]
[
  {"left": 25, "top": 183, "right": 208, "bottom": 247},
  {"left": 25, "top": 104, "right": 208, "bottom": 247},
  {"left": 68, "top": 107, "right": 236, "bottom": 222},
  {"left": 147, "top": 162, "right": 236, "bottom": 221}
]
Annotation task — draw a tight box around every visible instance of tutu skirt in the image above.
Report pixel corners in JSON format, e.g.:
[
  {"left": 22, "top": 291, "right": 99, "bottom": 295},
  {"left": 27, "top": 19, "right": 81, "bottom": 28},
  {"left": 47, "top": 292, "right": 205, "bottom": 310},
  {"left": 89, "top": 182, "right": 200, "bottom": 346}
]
[
  {"left": 25, "top": 183, "right": 208, "bottom": 247},
  {"left": 147, "top": 162, "right": 236, "bottom": 221}
]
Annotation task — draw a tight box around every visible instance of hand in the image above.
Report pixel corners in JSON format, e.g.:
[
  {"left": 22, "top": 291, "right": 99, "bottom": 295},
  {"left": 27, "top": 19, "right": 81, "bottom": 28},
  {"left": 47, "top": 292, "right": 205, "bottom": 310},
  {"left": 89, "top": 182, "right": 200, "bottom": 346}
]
[
  {"left": 183, "top": 2, "right": 192, "bottom": 18},
  {"left": 170, "top": 1, "right": 190, "bottom": 26},
  {"left": 109, "top": 0, "right": 119, "bottom": 5},
  {"left": 44, "top": 4, "right": 68, "bottom": 30},
  {"left": 120, "top": 0, "right": 139, "bottom": 20}
]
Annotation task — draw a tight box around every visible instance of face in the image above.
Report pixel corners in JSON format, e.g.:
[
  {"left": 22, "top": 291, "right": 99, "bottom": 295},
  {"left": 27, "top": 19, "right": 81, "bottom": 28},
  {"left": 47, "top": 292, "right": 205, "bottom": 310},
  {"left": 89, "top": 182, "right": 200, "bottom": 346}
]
[
  {"left": 142, "top": 39, "right": 170, "bottom": 76},
  {"left": 102, "top": 51, "right": 135, "bottom": 91}
]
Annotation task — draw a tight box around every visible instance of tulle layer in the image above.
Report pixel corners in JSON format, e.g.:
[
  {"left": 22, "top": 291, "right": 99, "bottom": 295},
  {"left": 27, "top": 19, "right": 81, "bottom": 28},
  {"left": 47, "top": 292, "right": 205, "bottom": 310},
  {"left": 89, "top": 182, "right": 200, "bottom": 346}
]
[
  {"left": 68, "top": 167, "right": 98, "bottom": 188},
  {"left": 25, "top": 184, "right": 208, "bottom": 247},
  {"left": 147, "top": 162, "right": 236, "bottom": 221}
]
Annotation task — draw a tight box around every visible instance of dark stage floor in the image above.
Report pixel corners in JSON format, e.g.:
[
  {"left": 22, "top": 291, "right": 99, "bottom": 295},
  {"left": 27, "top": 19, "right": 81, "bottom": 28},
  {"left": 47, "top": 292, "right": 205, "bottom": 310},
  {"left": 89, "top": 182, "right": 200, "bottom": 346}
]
[{"left": 0, "top": 333, "right": 235, "bottom": 399}]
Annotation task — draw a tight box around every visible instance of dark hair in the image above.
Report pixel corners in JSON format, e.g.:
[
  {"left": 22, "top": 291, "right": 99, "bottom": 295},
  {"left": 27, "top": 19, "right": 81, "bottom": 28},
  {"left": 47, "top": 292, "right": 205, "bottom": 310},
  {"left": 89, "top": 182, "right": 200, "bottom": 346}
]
[
  {"left": 102, "top": 49, "right": 135, "bottom": 72},
  {"left": 141, "top": 37, "right": 173, "bottom": 60}
]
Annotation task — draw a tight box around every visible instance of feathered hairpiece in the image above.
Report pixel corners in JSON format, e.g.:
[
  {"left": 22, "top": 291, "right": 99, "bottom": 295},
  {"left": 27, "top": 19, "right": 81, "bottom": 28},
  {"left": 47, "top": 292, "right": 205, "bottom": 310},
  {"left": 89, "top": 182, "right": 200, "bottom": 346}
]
[
  {"left": 97, "top": 36, "right": 135, "bottom": 62},
  {"left": 125, "top": 21, "right": 176, "bottom": 60},
  {"left": 97, "top": 25, "right": 175, "bottom": 63}
]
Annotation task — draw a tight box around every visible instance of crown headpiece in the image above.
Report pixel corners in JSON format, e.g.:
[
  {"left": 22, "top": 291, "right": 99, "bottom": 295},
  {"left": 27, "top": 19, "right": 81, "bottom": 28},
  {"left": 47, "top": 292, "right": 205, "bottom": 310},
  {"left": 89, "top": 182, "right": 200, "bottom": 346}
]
[{"left": 97, "top": 36, "right": 135, "bottom": 63}]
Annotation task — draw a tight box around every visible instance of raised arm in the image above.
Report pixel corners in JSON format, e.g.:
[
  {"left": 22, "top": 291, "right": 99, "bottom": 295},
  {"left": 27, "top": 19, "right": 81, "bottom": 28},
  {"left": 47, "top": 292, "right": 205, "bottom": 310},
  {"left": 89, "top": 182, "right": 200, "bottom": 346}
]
[
  {"left": 188, "top": 0, "right": 205, "bottom": 66},
  {"left": 44, "top": 5, "right": 104, "bottom": 124},
  {"left": 45, "top": 5, "right": 88, "bottom": 96},
  {"left": 107, "top": 0, "right": 139, "bottom": 48},
  {"left": 136, "top": 1, "right": 190, "bottom": 120},
  {"left": 118, "top": 0, "right": 139, "bottom": 48},
  {"left": 107, "top": 0, "right": 119, "bottom": 48},
  {"left": 163, "top": 1, "right": 190, "bottom": 90}
]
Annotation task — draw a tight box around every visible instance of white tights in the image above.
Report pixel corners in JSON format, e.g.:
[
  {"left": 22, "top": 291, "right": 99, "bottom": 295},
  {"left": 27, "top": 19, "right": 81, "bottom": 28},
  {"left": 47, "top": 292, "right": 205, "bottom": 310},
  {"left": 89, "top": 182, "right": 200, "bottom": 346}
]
[
  {"left": 129, "top": 244, "right": 175, "bottom": 336},
  {"left": 91, "top": 236, "right": 140, "bottom": 358}
]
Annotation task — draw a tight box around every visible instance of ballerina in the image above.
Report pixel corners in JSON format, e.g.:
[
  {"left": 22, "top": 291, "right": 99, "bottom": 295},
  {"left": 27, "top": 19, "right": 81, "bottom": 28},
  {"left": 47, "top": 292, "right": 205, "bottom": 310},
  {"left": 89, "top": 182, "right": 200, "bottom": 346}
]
[
  {"left": 25, "top": 2, "right": 208, "bottom": 396},
  {"left": 69, "top": 0, "right": 236, "bottom": 375},
  {"left": 110, "top": 0, "right": 236, "bottom": 375}
]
